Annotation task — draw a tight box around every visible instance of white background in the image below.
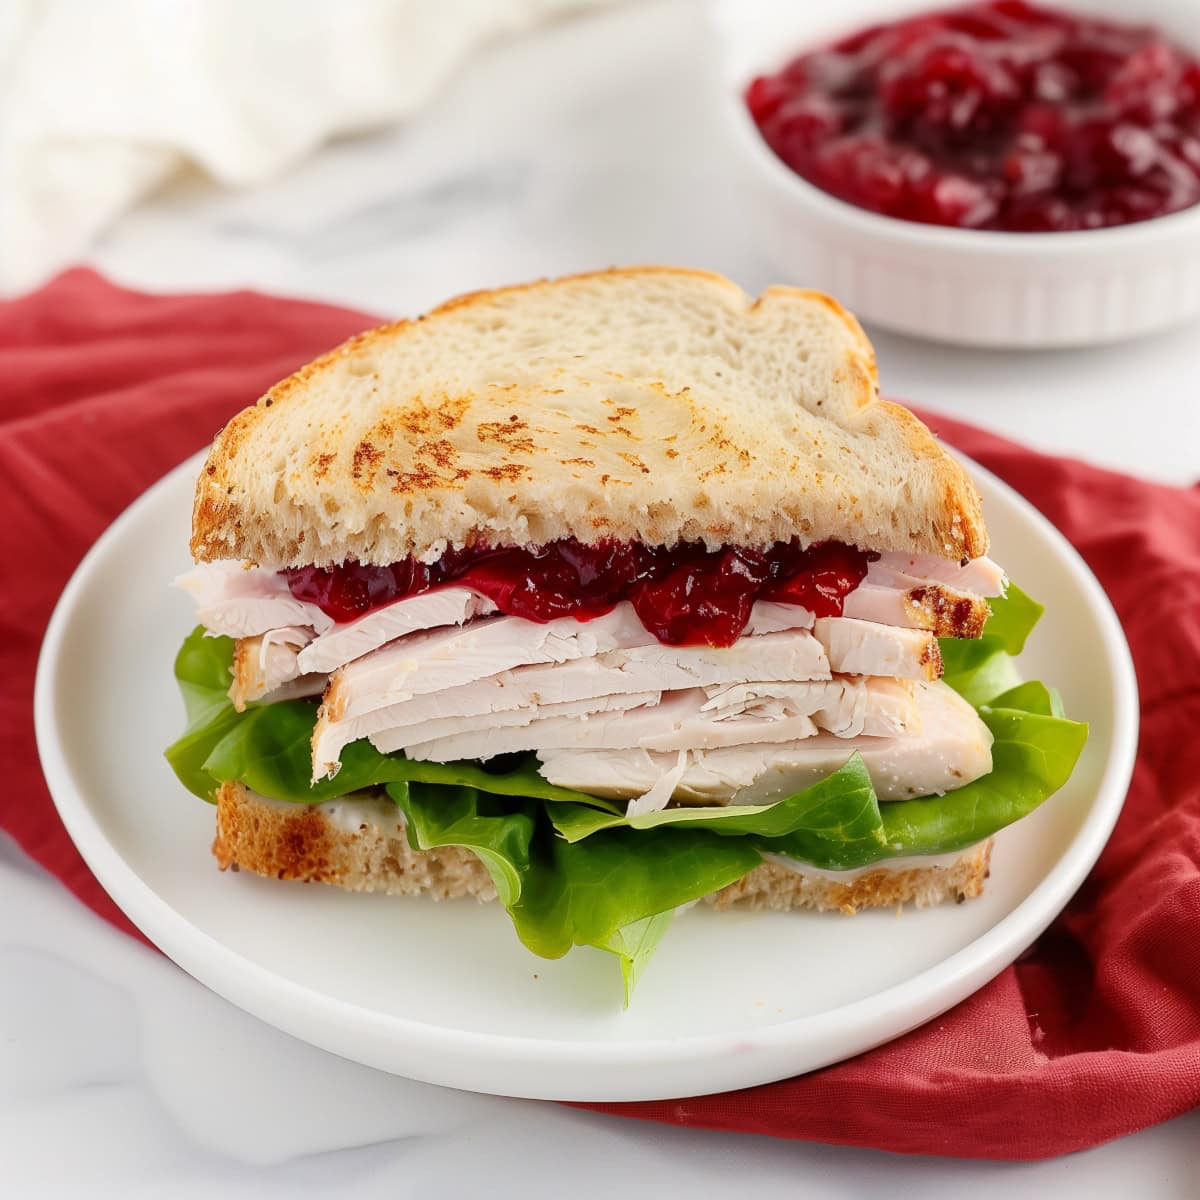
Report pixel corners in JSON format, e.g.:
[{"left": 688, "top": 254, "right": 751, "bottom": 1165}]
[{"left": 6, "top": 1, "right": 1198, "bottom": 1194}]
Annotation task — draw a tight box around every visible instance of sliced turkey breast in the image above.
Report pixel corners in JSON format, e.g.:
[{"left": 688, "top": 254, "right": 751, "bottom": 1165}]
[
  {"left": 180, "top": 566, "right": 500, "bottom": 667},
  {"left": 375, "top": 689, "right": 663, "bottom": 758},
  {"left": 321, "top": 599, "right": 827, "bottom": 725},
  {"left": 228, "top": 630, "right": 326, "bottom": 711},
  {"left": 395, "top": 690, "right": 727, "bottom": 761},
  {"left": 536, "top": 680, "right": 991, "bottom": 805},
  {"left": 176, "top": 562, "right": 333, "bottom": 638},
  {"left": 312, "top": 628, "right": 832, "bottom": 777},
  {"left": 638, "top": 691, "right": 821, "bottom": 752},
  {"left": 842, "top": 582, "right": 989, "bottom": 639},
  {"left": 741, "top": 601, "right": 816, "bottom": 633},
  {"left": 701, "top": 677, "right": 917, "bottom": 740},
  {"left": 398, "top": 676, "right": 918, "bottom": 762},
  {"left": 813, "top": 617, "right": 942, "bottom": 681},
  {"left": 383, "top": 690, "right": 667, "bottom": 751},
  {"left": 873, "top": 553, "right": 1006, "bottom": 598},
  {"left": 296, "top": 588, "right": 497, "bottom": 675},
  {"left": 181, "top": 564, "right": 821, "bottom": 661},
  {"left": 229, "top": 628, "right": 309, "bottom": 710},
  {"left": 299, "top": 592, "right": 808, "bottom": 679},
  {"left": 314, "top": 615, "right": 940, "bottom": 775},
  {"left": 323, "top": 604, "right": 656, "bottom": 723}
]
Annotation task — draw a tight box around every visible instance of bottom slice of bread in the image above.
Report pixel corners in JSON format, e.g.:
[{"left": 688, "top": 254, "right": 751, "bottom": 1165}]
[{"left": 213, "top": 781, "right": 992, "bottom": 915}]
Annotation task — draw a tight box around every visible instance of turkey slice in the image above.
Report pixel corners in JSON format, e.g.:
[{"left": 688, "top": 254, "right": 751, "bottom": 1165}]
[
  {"left": 228, "top": 627, "right": 309, "bottom": 710},
  {"left": 296, "top": 588, "right": 497, "bottom": 675},
  {"left": 398, "top": 676, "right": 917, "bottom": 762},
  {"left": 323, "top": 603, "right": 656, "bottom": 724},
  {"left": 813, "top": 617, "right": 942, "bottom": 681},
  {"left": 176, "top": 562, "right": 332, "bottom": 638},
  {"left": 376, "top": 690, "right": 663, "bottom": 758},
  {"left": 699, "top": 677, "right": 917, "bottom": 740},
  {"left": 314, "top": 615, "right": 939, "bottom": 776},
  {"left": 536, "top": 680, "right": 991, "bottom": 805},
  {"left": 872, "top": 553, "right": 1006, "bottom": 597},
  {"left": 312, "top": 627, "right": 831, "bottom": 778},
  {"left": 228, "top": 629, "right": 326, "bottom": 711},
  {"left": 843, "top": 582, "right": 989, "bottom": 639}
]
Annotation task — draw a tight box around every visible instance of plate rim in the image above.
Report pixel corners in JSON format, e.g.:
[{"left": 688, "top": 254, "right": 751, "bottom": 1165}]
[{"left": 33, "top": 449, "right": 1140, "bottom": 1099}]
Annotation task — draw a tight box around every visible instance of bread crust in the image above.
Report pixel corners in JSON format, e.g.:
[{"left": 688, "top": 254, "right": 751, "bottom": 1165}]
[
  {"left": 190, "top": 267, "right": 987, "bottom": 566},
  {"left": 212, "top": 782, "right": 992, "bottom": 915},
  {"left": 213, "top": 781, "right": 497, "bottom": 901}
]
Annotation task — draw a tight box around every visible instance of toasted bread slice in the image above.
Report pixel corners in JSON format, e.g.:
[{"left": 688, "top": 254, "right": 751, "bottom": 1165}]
[
  {"left": 212, "top": 782, "right": 993, "bottom": 916},
  {"left": 191, "top": 268, "right": 987, "bottom": 567}
]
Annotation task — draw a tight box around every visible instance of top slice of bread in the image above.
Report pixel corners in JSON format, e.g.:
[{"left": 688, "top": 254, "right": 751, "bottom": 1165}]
[{"left": 191, "top": 267, "right": 987, "bottom": 566}]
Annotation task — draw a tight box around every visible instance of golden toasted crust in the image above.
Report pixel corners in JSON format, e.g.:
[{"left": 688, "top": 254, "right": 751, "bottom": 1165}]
[
  {"left": 904, "top": 584, "right": 990, "bottom": 640},
  {"left": 872, "top": 399, "right": 988, "bottom": 558},
  {"left": 190, "top": 267, "right": 987, "bottom": 566},
  {"left": 212, "top": 782, "right": 992, "bottom": 915},
  {"left": 212, "top": 781, "right": 496, "bottom": 901}
]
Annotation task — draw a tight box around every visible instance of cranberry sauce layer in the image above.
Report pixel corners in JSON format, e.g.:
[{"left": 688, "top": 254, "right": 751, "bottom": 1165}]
[
  {"left": 746, "top": 0, "right": 1200, "bottom": 231},
  {"left": 285, "top": 539, "right": 875, "bottom": 647}
]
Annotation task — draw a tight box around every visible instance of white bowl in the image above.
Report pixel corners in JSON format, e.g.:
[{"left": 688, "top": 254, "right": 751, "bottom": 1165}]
[{"left": 709, "top": 0, "right": 1200, "bottom": 347}]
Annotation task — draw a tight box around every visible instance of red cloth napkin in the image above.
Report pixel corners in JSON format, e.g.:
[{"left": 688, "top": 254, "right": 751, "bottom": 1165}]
[{"left": 4, "top": 269, "right": 1198, "bottom": 1159}]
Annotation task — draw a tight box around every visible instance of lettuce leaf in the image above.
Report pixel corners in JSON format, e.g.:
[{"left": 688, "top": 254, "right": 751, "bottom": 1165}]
[
  {"left": 386, "top": 784, "right": 537, "bottom": 907},
  {"left": 990, "top": 680, "right": 1065, "bottom": 719},
  {"left": 387, "top": 781, "right": 758, "bottom": 1004},
  {"left": 877, "top": 702, "right": 1087, "bottom": 856},
  {"left": 939, "top": 583, "right": 1043, "bottom": 706},
  {"left": 597, "top": 912, "right": 674, "bottom": 1006},
  {"left": 939, "top": 636, "right": 1024, "bottom": 707},
  {"left": 164, "top": 628, "right": 242, "bottom": 801},
  {"left": 982, "top": 582, "right": 1044, "bottom": 655}
]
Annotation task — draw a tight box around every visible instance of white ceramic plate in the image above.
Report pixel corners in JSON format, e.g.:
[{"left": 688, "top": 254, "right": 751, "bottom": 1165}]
[{"left": 35, "top": 452, "right": 1137, "bottom": 1102}]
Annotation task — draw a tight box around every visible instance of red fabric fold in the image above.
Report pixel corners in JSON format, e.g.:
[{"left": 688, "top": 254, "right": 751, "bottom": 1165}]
[{"left": 3, "top": 269, "right": 1197, "bottom": 1159}]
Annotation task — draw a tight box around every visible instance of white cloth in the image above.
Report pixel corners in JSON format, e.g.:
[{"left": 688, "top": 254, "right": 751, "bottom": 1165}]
[{"left": 0, "top": 0, "right": 615, "bottom": 293}]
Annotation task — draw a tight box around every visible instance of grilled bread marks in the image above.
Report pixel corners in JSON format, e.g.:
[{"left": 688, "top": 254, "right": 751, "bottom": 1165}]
[
  {"left": 190, "top": 268, "right": 987, "bottom": 566},
  {"left": 477, "top": 413, "right": 536, "bottom": 454}
]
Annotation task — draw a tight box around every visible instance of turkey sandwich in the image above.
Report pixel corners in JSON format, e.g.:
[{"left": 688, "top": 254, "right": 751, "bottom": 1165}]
[{"left": 167, "top": 267, "right": 1087, "bottom": 1001}]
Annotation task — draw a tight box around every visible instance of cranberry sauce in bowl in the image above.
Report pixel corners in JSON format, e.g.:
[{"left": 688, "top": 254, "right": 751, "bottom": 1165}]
[
  {"left": 746, "top": 0, "right": 1200, "bottom": 231},
  {"left": 285, "top": 539, "right": 875, "bottom": 648}
]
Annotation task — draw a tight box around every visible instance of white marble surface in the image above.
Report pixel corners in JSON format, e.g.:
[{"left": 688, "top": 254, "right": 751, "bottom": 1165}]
[{"left": 8, "top": 0, "right": 1198, "bottom": 1194}]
